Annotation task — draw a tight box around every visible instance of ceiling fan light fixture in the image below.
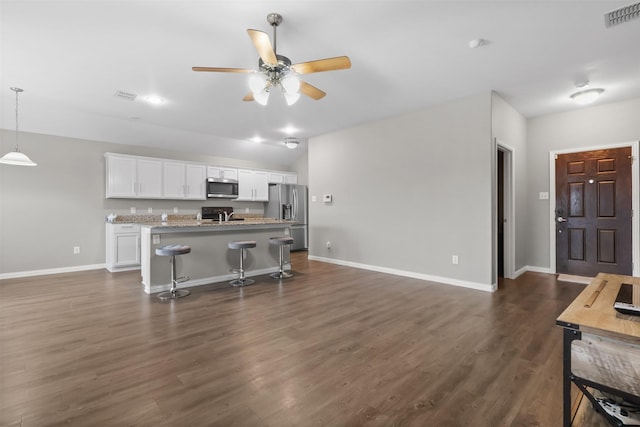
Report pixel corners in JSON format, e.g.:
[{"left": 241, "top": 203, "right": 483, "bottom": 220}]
[
  {"left": 284, "top": 91, "right": 300, "bottom": 106},
  {"left": 284, "top": 137, "right": 299, "bottom": 149},
  {"left": 282, "top": 74, "right": 300, "bottom": 94},
  {"left": 249, "top": 73, "right": 268, "bottom": 94},
  {"left": 570, "top": 88, "right": 604, "bottom": 105},
  {"left": 254, "top": 90, "right": 269, "bottom": 106}
]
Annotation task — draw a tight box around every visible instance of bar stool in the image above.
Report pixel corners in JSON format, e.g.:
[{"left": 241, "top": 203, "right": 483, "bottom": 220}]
[
  {"left": 269, "top": 236, "right": 294, "bottom": 279},
  {"left": 228, "top": 240, "right": 256, "bottom": 287},
  {"left": 155, "top": 244, "right": 191, "bottom": 300}
]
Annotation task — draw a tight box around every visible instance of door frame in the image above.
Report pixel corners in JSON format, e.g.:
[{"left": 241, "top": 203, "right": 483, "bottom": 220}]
[
  {"left": 496, "top": 140, "right": 516, "bottom": 280},
  {"left": 548, "top": 141, "right": 639, "bottom": 276}
]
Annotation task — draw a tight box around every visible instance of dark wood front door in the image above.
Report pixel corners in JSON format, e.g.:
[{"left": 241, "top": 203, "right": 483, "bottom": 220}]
[{"left": 555, "top": 147, "right": 632, "bottom": 276}]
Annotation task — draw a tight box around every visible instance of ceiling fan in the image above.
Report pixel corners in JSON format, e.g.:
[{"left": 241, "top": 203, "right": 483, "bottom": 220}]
[{"left": 192, "top": 13, "right": 351, "bottom": 106}]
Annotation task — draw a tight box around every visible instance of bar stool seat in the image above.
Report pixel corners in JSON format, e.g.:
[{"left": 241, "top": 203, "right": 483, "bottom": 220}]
[
  {"left": 269, "top": 236, "right": 294, "bottom": 279},
  {"left": 228, "top": 240, "right": 256, "bottom": 287},
  {"left": 155, "top": 244, "right": 191, "bottom": 300}
]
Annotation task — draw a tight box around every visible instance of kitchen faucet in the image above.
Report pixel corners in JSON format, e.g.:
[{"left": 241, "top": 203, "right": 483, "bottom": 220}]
[{"left": 224, "top": 211, "right": 234, "bottom": 221}]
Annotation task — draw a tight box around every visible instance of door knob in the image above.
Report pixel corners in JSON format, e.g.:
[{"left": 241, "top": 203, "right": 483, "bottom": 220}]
[{"left": 557, "top": 216, "right": 568, "bottom": 223}]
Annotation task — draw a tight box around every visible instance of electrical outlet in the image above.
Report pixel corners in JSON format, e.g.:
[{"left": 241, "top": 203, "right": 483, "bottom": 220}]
[
  {"left": 173, "top": 207, "right": 179, "bottom": 213},
  {"left": 326, "top": 241, "right": 331, "bottom": 249},
  {"left": 147, "top": 207, "right": 153, "bottom": 213},
  {"left": 452, "top": 255, "right": 459, "bottom": 265},
  {"left": 152, "top": 235, "right": 160, "bottom": 244},
  {"left": 130, "top": 207, "right": 136, "bottom": 214},
  {"left": 73, "top": 246, "right": 80, "bottom": 255}
]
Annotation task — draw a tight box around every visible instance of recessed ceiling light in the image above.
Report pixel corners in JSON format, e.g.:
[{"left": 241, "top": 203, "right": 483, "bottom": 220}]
[
  {"left": 468, "top": 38, "right": 487, "bottom": 49},
  {"left": 281, "top": 125, "right": 299, "bottom": 135},
  {"left": 250, "top": 136, "right": 264, "bottom": 143},
  {"left": 144, "top": 95, "right": 164, "bottom": 105}
]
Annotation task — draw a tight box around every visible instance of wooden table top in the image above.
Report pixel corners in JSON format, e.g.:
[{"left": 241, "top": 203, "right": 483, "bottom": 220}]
[{"left": 556, "top": 273, "right": 640, "bottom": 343}]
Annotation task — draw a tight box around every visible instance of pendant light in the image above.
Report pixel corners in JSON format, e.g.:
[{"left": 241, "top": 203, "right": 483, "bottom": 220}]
[{"left": 0, "top": 87, "right": 37, "bottom": 166}]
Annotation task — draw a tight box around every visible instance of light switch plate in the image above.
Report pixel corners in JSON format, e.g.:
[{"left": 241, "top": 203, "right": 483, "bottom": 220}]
[{"left": 539, "top": 192, "right": 549, "bottom": 200}]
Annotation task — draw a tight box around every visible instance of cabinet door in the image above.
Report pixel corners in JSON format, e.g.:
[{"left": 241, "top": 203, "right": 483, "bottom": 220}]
[
  {"left": 208, "top": 166, "right": 238, "bottom": 181},
  {"left": 163, "top": 161, "right": 185, "bottom": 199},
  {"left": 284, "top": 173, "right": 298, "bottom": 184},
  {"left": 236, "top": 169, "right": 255, "bottom": 201},
  {"left": 137, "top": 158, "right": 163, "bottom": 198},
  {"left": 185, "top": 164, "right": 206, "bottom": 200},
  {"left": 106, "top": 155, "right": 137, "bottom": 198},
  {"left": 268, "top": 172, "right": 284, "bottom": 184},
  {"left": 207, "top": 166, "right": 222, "bottom": 179},
  {"left": 114, "top": 233, "right": 140, "bottom": 266},
  {"left": 253, "top": 171, "right": 269, "bottom": 201},
  {"left": 222, "top": 168, "right": 238, "bottom": 180}
]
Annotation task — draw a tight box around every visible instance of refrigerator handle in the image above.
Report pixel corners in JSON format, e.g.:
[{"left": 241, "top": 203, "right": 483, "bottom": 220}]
[{"left": 292, "top": 188, "right": 298, "bottom": 220}]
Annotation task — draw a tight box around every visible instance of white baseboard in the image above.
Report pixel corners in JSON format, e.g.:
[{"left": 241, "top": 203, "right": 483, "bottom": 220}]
[
  {"left": 308, "top": 255, "right": 496, "bottom": 293},
  {"left": 513, "top": 265, "right": 553, "bottom": 278},
  {"left": 0, "top": 264, "right": 106, "bottom": 280}
]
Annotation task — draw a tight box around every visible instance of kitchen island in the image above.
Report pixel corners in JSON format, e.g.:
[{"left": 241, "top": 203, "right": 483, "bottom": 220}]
[{"left": 140, "top": 219, "right": 294, "bottom": 294}]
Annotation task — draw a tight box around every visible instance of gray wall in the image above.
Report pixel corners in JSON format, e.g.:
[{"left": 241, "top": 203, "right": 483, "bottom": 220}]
[
  {"left": 526, "top": 97, "right": 640, "bottom": 270},
  {"left": 291, "top": 151, "right": 309, "bottom": 186},
  {"left": 0, "top": 130, "right": 297, "bottom": 275},
  {"left": 308, "top": 92, "right": 495, "bottom": 289}
]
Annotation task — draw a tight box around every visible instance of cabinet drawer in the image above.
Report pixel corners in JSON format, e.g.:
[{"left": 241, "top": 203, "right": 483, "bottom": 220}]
[{"left": 111, "top": 223, "right": 141, "bottom": 233}]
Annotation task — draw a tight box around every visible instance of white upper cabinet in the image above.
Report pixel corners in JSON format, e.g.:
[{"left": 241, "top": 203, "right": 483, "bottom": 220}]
[
  {"left": 237, "top": 169, "right": 269, "bottom": 201},
  {"left": 207, "top": 166, "right": 238, "bottom": 181},
  {"left": 185, "top": 164, "right": 206, "bottom": 199},
  {"left": 268, "top": 172, "right": 297, "bottom": 184},
  {"left": 268, "top": 172, "right": 284, "bottom": 184},
  {"left": 163, "top": 161, "right": 206, "bottom": 200},
  {"left": 284, "top": 173, "right": 298, "bottom": 184},
  {"left": 162, "top": 161, "right": 186, "bottom": 199},
  {"left": 105, "top": 154, "right": 162, "bottom": 198},
  {"left": 136, "top": 159, "right": 163, "bottom": 198}
]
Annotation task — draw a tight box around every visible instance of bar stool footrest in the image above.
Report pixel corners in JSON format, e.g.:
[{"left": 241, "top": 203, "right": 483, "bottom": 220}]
[
  {"left": 270, "top": 271, "right": 293, "bottom": 280},
  {"left": 230, "top": 278, "right": 255, "bottom": 287},
  {"left": 157, "top": 289, "right": 191, "bottom": 300}
]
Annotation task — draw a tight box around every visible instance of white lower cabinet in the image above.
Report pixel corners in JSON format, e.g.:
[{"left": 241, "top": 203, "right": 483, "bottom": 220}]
[{"left": 106, "top": 223, "right": 141, "bottom": 272}]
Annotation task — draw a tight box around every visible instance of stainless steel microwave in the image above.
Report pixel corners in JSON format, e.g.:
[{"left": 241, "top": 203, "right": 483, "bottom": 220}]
[{"left": 206, "top": 178, "right": 238, "bottom": 199}]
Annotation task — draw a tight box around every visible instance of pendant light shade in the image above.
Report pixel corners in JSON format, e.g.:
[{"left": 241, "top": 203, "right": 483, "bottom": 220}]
[{"left": 0, "top": 87, "right": 37, "bottom": 166}]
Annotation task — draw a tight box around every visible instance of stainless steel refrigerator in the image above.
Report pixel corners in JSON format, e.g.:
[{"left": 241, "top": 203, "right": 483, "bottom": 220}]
[{"left": 264, "top": 184, "right": 308, "bottom": 250}]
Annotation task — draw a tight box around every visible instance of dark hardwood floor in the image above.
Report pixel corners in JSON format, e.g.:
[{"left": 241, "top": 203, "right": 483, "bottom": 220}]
[{"left": 1, "top": 253, "right": 607, "bottom": 426}]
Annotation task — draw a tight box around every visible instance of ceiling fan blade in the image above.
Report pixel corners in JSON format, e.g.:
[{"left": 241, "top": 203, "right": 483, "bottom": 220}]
[
  {"left": 243, "top": 93, "right": 255, "bottom": 102},
  {"left": 247, "top": 29, "right": 278, "bottom": 66},
  {"left": 300, "top": 81, "right": 326, "bottom": 100},
  {"left": 192, "top": 67, "right": 253, "bottom": 73},
  {"left": 292, "top": 56, "right": 351, "bottom": 74}
]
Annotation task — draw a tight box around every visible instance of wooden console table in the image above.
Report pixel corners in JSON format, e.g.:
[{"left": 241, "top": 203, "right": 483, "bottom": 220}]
[{"left": 556, "top": 273, "right": 640, "bottom": 426}]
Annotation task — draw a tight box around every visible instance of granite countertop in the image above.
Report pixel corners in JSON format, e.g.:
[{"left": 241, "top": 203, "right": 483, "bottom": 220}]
[
  {"left": 106, "top": 214, "right": 297, "bottom": 230},
  {"left": 143, "top": 218, "right": 297, "bottom": 228}
]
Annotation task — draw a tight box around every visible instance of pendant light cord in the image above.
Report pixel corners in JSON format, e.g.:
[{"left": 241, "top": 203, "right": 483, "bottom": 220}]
[
  {"left": 14, "top": 88, "right": 19, "bottom": 150},
  {"left": 10, "top": 87, "right": 24, "bottom": 151}
]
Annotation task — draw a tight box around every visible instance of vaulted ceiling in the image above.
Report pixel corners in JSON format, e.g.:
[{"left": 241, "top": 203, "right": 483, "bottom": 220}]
[{"left": 2, "top": 1, "right": 639, "bottom": 165}]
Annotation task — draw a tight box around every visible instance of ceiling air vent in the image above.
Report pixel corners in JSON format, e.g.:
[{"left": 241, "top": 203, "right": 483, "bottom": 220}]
[
  {"left": 114, "top": 90, "right": 137, "bottom": 101},
  {"left": 604, "top": 2, "right": 640, "bottom": 28}
]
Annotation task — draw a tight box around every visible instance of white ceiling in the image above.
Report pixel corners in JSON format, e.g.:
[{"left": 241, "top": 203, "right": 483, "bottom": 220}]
[{"left": 2, "top": 1, "right": 639, "bottom": 166}]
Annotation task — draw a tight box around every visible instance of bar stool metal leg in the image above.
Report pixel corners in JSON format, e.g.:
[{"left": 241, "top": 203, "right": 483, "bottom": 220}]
[
  {"left": 229, "top": 240, "right": 256, "bottom": 287},
  {"left": 269, "top": 236, "right": 294, "bottom": 280},
  {"left": 156, "top": 244, "right": 191, "bottom": 300}
]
